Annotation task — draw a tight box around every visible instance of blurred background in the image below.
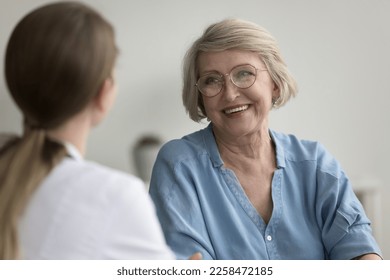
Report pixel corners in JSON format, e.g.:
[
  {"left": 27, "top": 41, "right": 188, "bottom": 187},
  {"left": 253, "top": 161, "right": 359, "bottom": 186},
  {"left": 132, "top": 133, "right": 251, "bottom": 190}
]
[{"left": 1, "top": 0, "right": 389, "bottom": 258}]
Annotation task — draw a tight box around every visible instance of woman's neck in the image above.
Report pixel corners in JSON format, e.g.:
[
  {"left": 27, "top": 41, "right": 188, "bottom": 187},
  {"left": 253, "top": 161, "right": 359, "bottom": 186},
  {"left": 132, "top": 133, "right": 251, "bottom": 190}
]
[
  {"left": 46, "top": 112, "right": 91, "bottom": 157},
  {"left": 213, "top": 124, "right": 276, "bottom": 174},
  {"left": 213, "top": 125, "right": 272, "bottom": 159}
]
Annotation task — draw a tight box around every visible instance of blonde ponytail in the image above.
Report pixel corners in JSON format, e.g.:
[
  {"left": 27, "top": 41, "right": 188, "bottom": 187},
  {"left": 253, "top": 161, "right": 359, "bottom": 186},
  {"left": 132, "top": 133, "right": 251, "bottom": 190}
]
[{"left": 0, "top": 130, "right": 67, "bottom": 259}]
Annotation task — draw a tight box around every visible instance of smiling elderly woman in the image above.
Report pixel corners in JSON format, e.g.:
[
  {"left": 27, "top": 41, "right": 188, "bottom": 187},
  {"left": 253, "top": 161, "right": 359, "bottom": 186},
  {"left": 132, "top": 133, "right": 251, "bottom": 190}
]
[{"left": 149, "top": 18, "right": 382, "bottom": 260}]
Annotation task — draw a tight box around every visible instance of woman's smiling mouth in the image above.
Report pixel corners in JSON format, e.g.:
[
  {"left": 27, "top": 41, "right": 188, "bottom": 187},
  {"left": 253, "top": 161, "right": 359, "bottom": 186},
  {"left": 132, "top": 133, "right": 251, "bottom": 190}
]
[{"left": 223, "top": 104, "right": 249, "bottom": 115}]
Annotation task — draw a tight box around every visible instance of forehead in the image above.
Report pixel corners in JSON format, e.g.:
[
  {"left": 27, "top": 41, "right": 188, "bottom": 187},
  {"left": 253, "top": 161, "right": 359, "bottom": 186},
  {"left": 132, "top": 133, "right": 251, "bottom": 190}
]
[{"left": 197, "top": 50, "right": 264, "bottom": 74}]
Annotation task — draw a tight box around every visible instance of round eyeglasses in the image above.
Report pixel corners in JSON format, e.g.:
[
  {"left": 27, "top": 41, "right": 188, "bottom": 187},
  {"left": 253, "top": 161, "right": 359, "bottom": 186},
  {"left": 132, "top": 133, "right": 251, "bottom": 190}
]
[{"left": 195, "top": 64, "right": 267, "bottom": 97}]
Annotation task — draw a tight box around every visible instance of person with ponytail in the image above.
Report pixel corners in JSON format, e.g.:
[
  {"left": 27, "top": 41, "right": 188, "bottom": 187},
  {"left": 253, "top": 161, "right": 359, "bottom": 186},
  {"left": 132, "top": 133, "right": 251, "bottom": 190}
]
[{"left": 0, "top": 2, "right": 175, "bottom": 260}]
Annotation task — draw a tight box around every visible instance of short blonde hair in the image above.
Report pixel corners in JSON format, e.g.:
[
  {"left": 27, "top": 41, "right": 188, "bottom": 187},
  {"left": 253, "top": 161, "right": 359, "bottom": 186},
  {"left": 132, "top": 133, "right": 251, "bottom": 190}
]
[{"left": 182, "top": 18, "right": 298, "bottom": 122}]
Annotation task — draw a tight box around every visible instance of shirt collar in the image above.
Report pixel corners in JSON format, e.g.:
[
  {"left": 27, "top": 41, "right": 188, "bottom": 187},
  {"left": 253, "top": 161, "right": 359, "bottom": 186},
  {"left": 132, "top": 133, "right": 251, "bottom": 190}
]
[
  {"left": 202, "top": 124, "right": 224, "bottom": 168},
  {"left": 63, "top": 142, "right": 83, "bottom": 162},
  {"left": 269, "top": 130, "right": 286, "bottom": 169}
]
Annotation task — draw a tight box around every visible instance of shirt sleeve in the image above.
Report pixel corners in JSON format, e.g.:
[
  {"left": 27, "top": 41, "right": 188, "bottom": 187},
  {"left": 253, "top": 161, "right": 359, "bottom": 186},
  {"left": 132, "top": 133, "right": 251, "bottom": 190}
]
[
  {"left": 314, "top": 144, "right": 382, "bottom": 259},
  {"left": 149, "top": 143, "right": 216, "bottom": 260}
]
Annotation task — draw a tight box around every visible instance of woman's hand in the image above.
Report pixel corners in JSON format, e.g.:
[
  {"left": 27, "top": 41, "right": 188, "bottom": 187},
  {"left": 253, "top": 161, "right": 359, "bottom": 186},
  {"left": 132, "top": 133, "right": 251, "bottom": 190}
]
[
  {"left": 188, "top": 252, "right": 203, "bottom": 260},
  {"left": 354, "top": 253, "right": 382, "bottom": 260}
]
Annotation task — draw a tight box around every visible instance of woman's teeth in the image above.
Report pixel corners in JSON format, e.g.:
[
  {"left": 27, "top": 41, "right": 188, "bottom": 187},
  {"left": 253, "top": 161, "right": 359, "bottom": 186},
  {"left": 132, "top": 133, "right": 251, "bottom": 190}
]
[{"left": 224, "top": 105, "right": 249, "bottom": 114}]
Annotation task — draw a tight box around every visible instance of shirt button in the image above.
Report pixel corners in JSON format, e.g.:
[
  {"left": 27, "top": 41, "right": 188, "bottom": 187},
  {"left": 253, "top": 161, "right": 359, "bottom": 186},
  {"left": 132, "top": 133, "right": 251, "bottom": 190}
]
[{"left": 266, "top": 235, "right": 272, "bottom": 241}]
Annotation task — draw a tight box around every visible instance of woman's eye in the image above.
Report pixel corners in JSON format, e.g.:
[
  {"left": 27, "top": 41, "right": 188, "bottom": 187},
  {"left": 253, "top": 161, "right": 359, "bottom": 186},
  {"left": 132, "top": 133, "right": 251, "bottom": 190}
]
[
  {"left": 204, "top": 76, "right": 221, "bottom": 85},
  {"left": 237, "top": 70, "right": 254, "bottom": 78}
]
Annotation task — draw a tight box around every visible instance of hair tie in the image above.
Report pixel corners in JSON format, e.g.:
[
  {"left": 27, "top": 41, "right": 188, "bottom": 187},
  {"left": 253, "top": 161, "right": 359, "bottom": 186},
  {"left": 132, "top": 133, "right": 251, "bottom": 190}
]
[{"left": 24, "top": 118, "right": 44, "bottom": 129}]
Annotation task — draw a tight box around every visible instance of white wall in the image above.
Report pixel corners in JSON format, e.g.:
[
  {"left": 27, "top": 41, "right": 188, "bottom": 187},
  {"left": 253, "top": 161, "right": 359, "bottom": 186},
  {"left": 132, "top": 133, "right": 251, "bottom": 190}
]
[{"left": 1, "top": 0, "right": 389, "bottom": 258}]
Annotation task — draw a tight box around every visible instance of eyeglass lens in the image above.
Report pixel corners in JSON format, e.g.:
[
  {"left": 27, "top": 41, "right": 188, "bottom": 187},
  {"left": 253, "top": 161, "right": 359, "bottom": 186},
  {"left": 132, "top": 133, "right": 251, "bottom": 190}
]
[{"left": 197, "top": 64, "right": 257, "bottom": 97}]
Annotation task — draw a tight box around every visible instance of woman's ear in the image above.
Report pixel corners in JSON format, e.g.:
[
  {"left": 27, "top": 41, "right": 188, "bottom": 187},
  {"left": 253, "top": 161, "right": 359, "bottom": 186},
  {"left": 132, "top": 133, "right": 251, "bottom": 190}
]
[
  {"left": 271, "top": 82, "right": 280, "bottom": 101},
  {"left": 272, "top": 82, "right": 280, "bottom": 97},
  {"left": 90, "top": 77, "right": 117, "bottom": 126}
]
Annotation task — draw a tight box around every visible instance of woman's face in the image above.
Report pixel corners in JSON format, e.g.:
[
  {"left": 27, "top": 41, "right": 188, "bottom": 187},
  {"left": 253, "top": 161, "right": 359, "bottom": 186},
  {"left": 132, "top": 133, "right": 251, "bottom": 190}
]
[{"left": 198, "top": 49, "right": 279, "bottom": 141}]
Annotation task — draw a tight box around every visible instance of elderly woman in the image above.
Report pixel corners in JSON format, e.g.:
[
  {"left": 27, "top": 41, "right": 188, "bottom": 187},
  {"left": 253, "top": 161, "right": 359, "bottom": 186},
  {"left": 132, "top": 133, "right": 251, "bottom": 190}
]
[{"left": 149, "top": 18, "right": 382, "bottom": 260}]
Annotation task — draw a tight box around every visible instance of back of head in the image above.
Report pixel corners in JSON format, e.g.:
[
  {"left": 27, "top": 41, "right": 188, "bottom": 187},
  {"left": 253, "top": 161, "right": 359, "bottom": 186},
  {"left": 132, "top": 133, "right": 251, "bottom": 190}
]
[
  {"left": 0, "top": 1, "right": 117, "bottom": 259},
  {"left": 182, "top": 18, "right": 298, "bottom": 122},
  {"left": 5, "top": 1, "right": 118, "bottom": 129}
]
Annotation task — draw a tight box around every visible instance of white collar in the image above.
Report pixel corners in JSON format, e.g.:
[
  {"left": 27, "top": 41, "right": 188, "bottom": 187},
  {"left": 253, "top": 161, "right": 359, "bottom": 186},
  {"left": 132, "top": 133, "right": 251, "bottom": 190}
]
[{"left": 63, "top": 142, "right": 83, "bottom": 162}]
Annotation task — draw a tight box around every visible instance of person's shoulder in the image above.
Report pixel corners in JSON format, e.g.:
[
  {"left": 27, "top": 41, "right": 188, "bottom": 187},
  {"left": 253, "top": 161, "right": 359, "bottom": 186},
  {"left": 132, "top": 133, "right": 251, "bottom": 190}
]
[
  {"left": 157, "top": 127, "right": 208, "bottom": 163},
  {"left": 58, "top": 157, "right": 145, "bottom": 196},
  {"left": 272, "top": 131, "right": 333, "bottom": 161},
  {"left": 272, "top": 130, "right": 340, "bottom": 174},
  {"left": 86, "top": 159, "right": 143, "bottom": 185},
  {"left": 272, "top": 130, "right": 318, "bottom": 157}
]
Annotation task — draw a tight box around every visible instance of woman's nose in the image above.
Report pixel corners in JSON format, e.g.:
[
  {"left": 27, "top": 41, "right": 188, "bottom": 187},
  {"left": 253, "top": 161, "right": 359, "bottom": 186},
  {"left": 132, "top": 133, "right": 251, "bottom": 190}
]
[{"left": 222, "top": 75, "right": 240, "bottom": 102}]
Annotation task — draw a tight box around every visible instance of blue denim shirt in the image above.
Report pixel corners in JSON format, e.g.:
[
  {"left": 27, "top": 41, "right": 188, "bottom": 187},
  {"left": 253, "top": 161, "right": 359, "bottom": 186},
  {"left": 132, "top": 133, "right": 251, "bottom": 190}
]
[{"left": 149, "top": 124, "right": 381, "bottom": 259}]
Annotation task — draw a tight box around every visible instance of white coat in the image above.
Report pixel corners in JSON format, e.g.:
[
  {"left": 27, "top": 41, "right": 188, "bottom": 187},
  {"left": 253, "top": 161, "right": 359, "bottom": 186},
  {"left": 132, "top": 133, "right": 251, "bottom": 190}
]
[{"left": 10, "top": 141, "right": 175, "bottom": 259}]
